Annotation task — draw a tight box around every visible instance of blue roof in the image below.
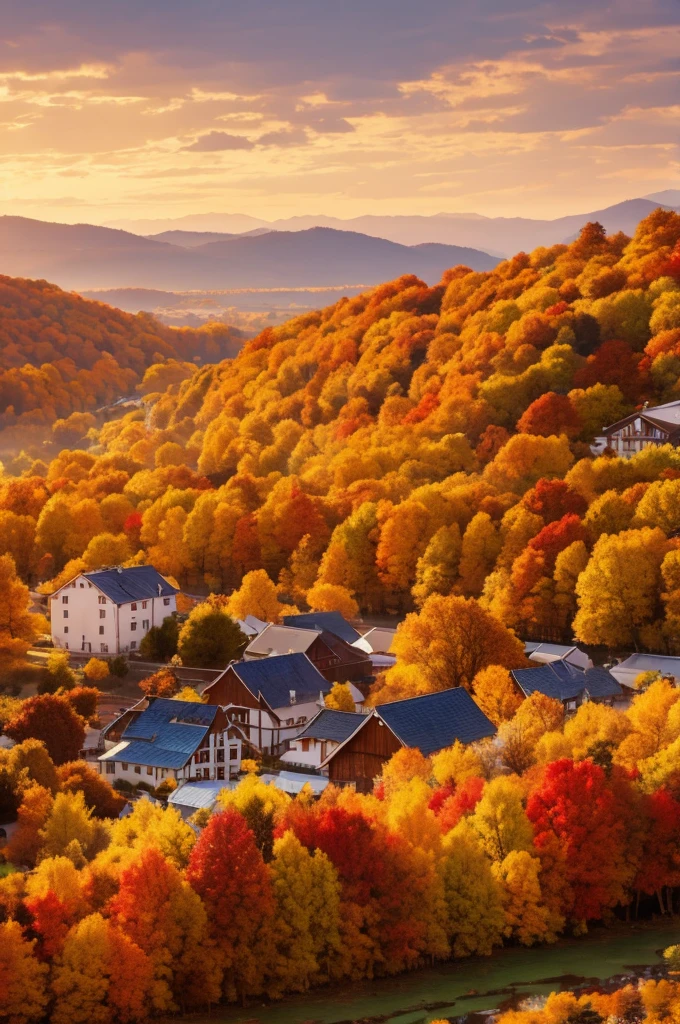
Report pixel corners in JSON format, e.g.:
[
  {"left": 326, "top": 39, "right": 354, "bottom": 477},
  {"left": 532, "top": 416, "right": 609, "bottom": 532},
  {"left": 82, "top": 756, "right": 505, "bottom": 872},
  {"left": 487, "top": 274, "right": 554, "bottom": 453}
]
[
  {"left": 83, "top": 565, "right": 178, "bottom": 604},
  {"left": 298, "top": 708, "right": 365, "bottom": 742},
  {"left": 376, "top": 688, "right": 496, "bottom": 756},
  {"left": 231, "top": 653, "right": 330, "bottom": 709},
  {"left": 106, "top": 697, "right": 219, "bottom": 769},
  {"left": 282, "top": 612, "right": 361, "bottom": 644},
  {"left": 511, "top": 662, "right": 621, "bottom": 702}
]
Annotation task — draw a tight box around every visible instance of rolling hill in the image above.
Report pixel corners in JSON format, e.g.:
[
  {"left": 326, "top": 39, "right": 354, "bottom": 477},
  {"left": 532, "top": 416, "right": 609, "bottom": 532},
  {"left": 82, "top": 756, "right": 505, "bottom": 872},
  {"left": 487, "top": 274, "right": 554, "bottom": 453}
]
[{"left": 0, "top": 217, "right": 498, "bottom": 292}]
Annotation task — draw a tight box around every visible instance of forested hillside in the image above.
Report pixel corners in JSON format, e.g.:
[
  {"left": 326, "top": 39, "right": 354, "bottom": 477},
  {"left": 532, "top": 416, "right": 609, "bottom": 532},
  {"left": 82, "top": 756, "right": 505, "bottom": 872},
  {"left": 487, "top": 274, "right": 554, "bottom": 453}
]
[
  {"left": 0, "top": 276, "right": 244, "bottom": 453},
  {"left": 3, "top": 210, "right": 680, "bottom": 666}
]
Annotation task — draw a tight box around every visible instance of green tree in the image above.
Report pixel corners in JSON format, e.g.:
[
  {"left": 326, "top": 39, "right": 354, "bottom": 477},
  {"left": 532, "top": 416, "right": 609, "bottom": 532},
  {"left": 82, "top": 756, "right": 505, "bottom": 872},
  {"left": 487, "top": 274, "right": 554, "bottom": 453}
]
[{"left": 177, "top": 601, "right": 247, "bottom": 669}]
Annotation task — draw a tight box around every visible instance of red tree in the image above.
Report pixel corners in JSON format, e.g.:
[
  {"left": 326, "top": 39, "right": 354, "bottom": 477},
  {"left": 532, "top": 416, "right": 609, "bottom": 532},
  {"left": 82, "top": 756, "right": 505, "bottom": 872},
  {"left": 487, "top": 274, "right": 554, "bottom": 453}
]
[
  {"left": 5, "top": 694, "right": 86, "bottom": 765},
  {"left": 25, "top": 890, "right": 75, "bottom": 961},
  {"left": 528, "top": 513, "right": 589, "bottom": 573},
  {"left": 527, "top": 759, "right": 630, "bottom": 923},
  {"left": 437, "top": 776, "right": 485, "bottom": 833},
  {"left": 186, "top": 809, "right": 273, "bottom": 1000},
  {"left": 572, "top": 339, "right": 646, "bottom": 402},
  {"left": 523, "top": 478, "right": 588, "bottom": 523},
  {"left": 634, "top": 788, "right": 680, "bottom": 911},
  {"left": 517, "top": 393, "right": 581, "bottom": 438}
]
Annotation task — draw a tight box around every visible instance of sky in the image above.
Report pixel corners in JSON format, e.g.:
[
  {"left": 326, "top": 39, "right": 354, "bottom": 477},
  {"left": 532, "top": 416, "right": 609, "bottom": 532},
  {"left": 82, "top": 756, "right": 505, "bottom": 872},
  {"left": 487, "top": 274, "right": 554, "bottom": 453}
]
[{"left": 1, "top": 0, "right": 679, "bottom": 226}]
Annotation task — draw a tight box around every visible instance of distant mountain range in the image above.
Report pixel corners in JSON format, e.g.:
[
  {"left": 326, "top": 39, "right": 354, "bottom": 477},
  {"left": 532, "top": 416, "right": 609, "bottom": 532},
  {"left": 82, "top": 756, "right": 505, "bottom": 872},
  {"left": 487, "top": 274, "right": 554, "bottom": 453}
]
[
  {"left": 117, "top": 194, "right": 680, "bottom": 257},
  {"left": 1, "top": 192, "right": 678, "bottom": 296},
  {"left": 0, "top": 217, "right": 498, "bottom": 291}
]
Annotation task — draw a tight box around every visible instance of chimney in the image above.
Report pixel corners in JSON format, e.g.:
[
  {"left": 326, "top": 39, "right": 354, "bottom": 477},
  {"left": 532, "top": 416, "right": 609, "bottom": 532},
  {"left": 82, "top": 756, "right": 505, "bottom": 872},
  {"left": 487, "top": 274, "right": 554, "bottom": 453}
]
[
  {"left": 289, "top": 690, "right": 297, "bottom": 704},
  {"left": 117, "top": 567, "right": 123, "bottom": 574}
]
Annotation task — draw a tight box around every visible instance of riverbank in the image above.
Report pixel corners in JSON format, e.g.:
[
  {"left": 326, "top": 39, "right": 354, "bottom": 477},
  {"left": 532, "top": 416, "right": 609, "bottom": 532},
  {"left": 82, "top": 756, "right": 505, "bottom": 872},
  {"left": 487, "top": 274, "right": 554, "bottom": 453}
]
[{"left": 170, "top": 920, "right": 678, "bottom": 1024}]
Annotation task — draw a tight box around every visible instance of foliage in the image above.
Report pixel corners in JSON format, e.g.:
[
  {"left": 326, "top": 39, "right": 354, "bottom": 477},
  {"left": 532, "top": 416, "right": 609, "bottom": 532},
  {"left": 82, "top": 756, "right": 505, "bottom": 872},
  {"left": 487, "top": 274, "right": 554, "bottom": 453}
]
[
  {"left": 177, "top": 598, "right": 247, "bottom": 668},
  {"left": 324, "top": 682, "right": 356, "bottom": 712}
]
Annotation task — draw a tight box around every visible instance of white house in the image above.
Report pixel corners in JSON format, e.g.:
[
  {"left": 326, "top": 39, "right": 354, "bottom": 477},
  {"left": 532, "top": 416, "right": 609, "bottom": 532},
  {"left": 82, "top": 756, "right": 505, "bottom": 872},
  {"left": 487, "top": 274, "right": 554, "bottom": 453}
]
[
  {"left": 202, "top": 653, "right": 365, "bottom": 756},
  {"left": 597, "top": 400, "right": 680, "bottom": 458},
  {"left": 280, "top": 708, "right": 367, "bottom": 770},
  {"left": 50, "top": 565, "right": 178, "bottom": 656},
  {"left": 98, "top": 696, "right": 246, "bottom": 787}
]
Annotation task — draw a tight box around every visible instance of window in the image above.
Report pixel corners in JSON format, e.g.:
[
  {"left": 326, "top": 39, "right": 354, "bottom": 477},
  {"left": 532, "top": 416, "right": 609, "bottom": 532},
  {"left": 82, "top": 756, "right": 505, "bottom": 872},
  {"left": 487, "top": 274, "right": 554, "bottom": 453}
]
[
  {"left": 217, "top": 767, "right": 225, "bottom": 780},
  {"left": 286, "top": 717, "right": 294, "bottom": 726},
  {"left": 98, "top": 596, "right": 106, "bottom": 605},
  {"left": 142, "top": 601, "right": 148, "bottom": 609},
  {"left": 63, "top": 610, "right": 68, "bottom": 619},
  {"left": 81, "top": 582, "right": 86, "bottom": 588},
  {"left": 99, "top": 610, "right": 106, "bottom": 619},
  {"left": 130, "top": 621, "right": 137, "bottom": 631},
  {"left": 146, "top": 766, "right": 153, "bottom": 776},
  {"left": 71, "top": 581, "right": 77, "bottom": 587},
  {"left": 64, "top": 627, "right": 69, "bottom": 634},
  {"left": 100, "top": 644, "right": 108, "bottom": 653},
  {"left": 297, "top": 716, "right": 307, "bottom": 725},
  {"left": 130, "top": 640, "right": 137, "bottom": 650},
  {"left": 202, "top": 768, "right": 209, "bottom": 779},
  {"left": 216, "top": 749, "right": 225, "bottom": 762},
  {"left": 99, "top": 626, "right": 104, "bottom": 635},
  {"left": 229, "top": 746, "right": 238, "bottom": 760},
  {"left": 106, "top": 763, "right": 115, "bottom": 774},
  {"left": 62, "top": 596, "right": 68, "bottom": 604},
  {"left": 64, "top": 643, "right": 69, "bottom": 650},
  {"left": 134, "top": 766, "right": 141, "bottom": 774},
  {"left": 301, "top": 739, "right": 310, "bottom": 753},
  {"left": 122, "top": 763, "right": 128, "bottom": 771},
  {"left": 163, "top": 598, "right": 170, "bottom": 606},
  {"left": 131, "top": 603, "right": 137, "bottom": 611},
  {"left": 142, "top": 619, "right": 149, "bottom": 630},
  {"left": 199, "top": 749, "right": 210, "bottom": 763}
]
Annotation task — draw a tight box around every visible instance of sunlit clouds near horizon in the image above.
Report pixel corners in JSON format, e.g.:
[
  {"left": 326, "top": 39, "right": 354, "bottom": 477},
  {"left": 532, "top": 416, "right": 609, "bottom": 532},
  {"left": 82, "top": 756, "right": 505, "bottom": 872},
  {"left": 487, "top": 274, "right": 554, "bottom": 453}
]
[{"left": 0, "top": 0, "right": 679, "bottom": 226}]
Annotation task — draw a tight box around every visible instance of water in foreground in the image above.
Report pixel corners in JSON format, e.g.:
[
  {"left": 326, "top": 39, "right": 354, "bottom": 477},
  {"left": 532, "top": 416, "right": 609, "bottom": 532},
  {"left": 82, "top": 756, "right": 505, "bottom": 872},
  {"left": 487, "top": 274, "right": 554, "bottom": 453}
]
[{"left": 190, "top": 921, "right": 678, "bottom": 1024}]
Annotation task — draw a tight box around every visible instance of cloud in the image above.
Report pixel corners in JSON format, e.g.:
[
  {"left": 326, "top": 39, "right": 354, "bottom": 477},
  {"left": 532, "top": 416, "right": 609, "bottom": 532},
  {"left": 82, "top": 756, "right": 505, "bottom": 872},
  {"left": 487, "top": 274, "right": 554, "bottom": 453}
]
[
  {"left": 181, "top": 130, "right": 254, "bottom": 151},
  {"left": 257, "top": 127, "right": 308, "bottom": 147}
]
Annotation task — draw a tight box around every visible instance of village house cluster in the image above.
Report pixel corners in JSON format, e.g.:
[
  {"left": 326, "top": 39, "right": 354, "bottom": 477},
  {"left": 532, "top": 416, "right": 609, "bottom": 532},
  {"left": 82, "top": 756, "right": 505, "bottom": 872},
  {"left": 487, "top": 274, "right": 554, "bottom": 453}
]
[{"left": 61, "top": 564, "right": 671, "bottom": 810}]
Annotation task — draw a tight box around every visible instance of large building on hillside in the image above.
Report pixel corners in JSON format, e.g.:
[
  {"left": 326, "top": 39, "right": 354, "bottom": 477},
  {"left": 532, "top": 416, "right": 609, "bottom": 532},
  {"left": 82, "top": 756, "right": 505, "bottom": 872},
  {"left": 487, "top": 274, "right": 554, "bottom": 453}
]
[
  {"left": 50, "top": 565, "right": 178, "bottom": 655},
  {"left": 599, "top": 400, "right": 680, "bottom": 458}
]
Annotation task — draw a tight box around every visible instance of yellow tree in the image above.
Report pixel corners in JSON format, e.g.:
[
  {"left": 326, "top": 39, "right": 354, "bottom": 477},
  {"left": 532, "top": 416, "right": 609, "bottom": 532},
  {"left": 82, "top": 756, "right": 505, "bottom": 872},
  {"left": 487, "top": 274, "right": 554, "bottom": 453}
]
[
  {"left": 227, "top": 569, "right": 282, "bottom": 622},
  {"left": 493, "top": 850, "right": 557, "bottom": 946},
  {"left": 381, "top": 747, "right": 432, "bottom": 798},
  {"left": 0, "top": 920, "right": 49, "bottom": 1024},
  {"left": 0, "top": 554, "right": 44, "bottom": 654},
  {"left": 563, "top": 702, "right": 631, "bottom": 760},
  {"left": 440, "top": 821, "right": 504, "bottom": 956},
  {"left": 110, "top": 800, "right": 196, "bottom": 870},
  {"left": 305, "top": 582, "right": 358, "bottom": 620},
  {"left": 574, "top": 527, "right": 670, "bottom": 648},
  {"left": 615, "top": 678, "right": 680, "bottom": 768},
  {"left": 268, "top": 830, "right": 318, "bottom": 997},
  {"left": 308, "top": 848, "right": 343, "bottom": 984},
  {"left": 376, "top": 593, "right": 526, "bottom": 699},
  {"left": 472, "top": 665, "right": 523, "bottom": 725},
  {"left": 411, "top": 523, "right": 462, "bottom": 607},
  {"left": 430, "top": 741, "right": 482, "bottom": 787},
  {"left": 552, "top": 540, "right": 589, "bottom": 637},
  {"left": 457, "top": 512, "right": 502, "bottom": 598},
  {"left": 38, "top": 790, "right": 104, "bottom": 864},
  {"left": 0, "top": 510, "right": 37, "bottom": 581},
  {"left": 82, "top": 532, "right": 131, "bottom": 572},
  {"left": 6, "top": 785, "right": 54, "bottom": 868},
  {"left": 470, "top": 776, "right": 533, "bottom": 862},
  {"left": 324, "top": 683, "right": 356, "bottom": 712},
  {"left": 83, "top": 658, "right": 109, "bottom": 683}
]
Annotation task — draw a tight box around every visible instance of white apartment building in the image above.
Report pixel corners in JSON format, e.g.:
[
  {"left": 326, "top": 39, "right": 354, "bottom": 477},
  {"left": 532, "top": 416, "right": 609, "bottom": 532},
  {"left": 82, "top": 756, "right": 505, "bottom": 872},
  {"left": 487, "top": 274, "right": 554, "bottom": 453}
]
[{"left": 50, "top": 565, "right": 178, "bottom": 655}]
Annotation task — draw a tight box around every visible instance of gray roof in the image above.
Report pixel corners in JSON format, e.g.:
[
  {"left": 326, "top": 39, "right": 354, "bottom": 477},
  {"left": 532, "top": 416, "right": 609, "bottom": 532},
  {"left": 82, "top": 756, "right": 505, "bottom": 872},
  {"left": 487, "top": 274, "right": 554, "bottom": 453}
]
[
  {"left": 168, "top": 780, "right": 230, "bottom": 810},
  {"left": 297, "top": 708, "right": 365, "bottom": 743},
  {"left": 610, "top": 653, "right": 680, "bottom": 681},
  {"left": 245, "top": 623, "right": 319, "bottom": 656},
  {"left": 512, "top": 661, "right": 621, "bottom": 702},
  {"left": 230, "top": 653, "right": 330, "bottom": 709},
  {"left": 80, "top": 565, "right": 178, "bottom": 604},
  {"left": 377, "top": 687, "right": 496, "bottom": 756},
  {"left": 283, "top": 612, "right": 361, "bottom": 644},
  {"left": 101, "top": 697, "right": 217, "bottom": 769}
]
